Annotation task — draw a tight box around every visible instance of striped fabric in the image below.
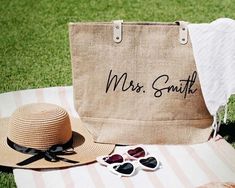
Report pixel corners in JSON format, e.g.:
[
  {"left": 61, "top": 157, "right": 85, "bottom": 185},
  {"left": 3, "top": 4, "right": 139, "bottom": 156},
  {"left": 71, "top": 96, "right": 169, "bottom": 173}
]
[{"left": 0, "top": 86, "right": 234, "bottom": 188}]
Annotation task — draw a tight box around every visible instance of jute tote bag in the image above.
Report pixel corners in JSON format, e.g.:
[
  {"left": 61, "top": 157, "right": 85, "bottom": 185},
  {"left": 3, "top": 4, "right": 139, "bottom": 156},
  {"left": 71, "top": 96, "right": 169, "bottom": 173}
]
[{"left": 69, "top": 21, "right": 213, "bottom": 145}]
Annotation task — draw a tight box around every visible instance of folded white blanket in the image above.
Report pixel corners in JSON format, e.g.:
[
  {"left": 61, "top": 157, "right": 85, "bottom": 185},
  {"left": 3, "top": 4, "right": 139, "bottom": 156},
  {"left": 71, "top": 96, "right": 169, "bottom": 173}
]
[{"left": 188, "top": 18, "right": 235, "bottom": 116}]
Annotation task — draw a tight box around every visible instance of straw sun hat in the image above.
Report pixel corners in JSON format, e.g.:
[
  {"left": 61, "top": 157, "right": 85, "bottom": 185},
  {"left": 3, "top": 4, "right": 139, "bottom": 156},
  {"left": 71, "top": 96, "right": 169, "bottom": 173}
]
[{"left": 0, "top": 103, "right": 114, "bottom": 169}]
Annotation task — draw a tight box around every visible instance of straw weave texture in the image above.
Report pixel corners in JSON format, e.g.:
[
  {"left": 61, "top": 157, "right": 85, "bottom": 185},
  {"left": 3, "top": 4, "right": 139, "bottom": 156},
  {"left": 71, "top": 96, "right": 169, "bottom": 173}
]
[
  {"left": 0, "top": 103, "right": 114, "bottom": 168},
  {"left": 8, "top": 103, "right": 72, "bottom": 150}
]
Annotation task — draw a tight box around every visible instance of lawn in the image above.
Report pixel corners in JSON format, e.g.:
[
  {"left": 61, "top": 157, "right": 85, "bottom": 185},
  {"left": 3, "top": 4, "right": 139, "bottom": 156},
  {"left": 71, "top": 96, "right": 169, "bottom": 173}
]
[{"left": 0, "top": 0, "right": 235, "bottom": 187}]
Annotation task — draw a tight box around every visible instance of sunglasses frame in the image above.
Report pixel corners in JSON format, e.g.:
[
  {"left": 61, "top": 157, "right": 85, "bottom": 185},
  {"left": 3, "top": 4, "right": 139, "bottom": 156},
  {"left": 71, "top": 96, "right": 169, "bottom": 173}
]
[
  {"left": 96, "top": 154, "right": 125, "bottom": 166},
  {"left": 125, "top": 145, "right": 148, "bottom": 160},
  {"left": 107, "top": 155, "right": 159, "bottom": 177},
  {"left": 96, "top": 145, "right": 148, "bottom": 166},
  {"left": 107, "top": 161, "right": 136, "bottom": 177},
  {"left": 137, "top": 155, "right": 160, "bottom": 171}
]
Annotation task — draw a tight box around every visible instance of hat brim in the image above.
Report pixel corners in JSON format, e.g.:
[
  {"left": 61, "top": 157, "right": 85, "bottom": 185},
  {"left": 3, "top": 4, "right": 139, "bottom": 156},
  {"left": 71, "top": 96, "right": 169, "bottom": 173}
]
[{"left": 0, "top": 117, "right": 115, "bottom": 169}]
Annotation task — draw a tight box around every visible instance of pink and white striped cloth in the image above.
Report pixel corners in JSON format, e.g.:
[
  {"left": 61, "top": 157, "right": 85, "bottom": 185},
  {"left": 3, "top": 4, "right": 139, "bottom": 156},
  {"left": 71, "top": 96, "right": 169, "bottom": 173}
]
[{"left": 0, "top": 87, "right": 235, "bottom": 188}]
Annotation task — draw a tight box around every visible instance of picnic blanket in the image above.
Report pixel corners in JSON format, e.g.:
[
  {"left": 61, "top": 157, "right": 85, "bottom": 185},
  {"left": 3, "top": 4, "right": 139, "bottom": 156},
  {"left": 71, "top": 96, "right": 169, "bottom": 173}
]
[{"left": 0, "top": 86, "right": 235, "bottom": 188}]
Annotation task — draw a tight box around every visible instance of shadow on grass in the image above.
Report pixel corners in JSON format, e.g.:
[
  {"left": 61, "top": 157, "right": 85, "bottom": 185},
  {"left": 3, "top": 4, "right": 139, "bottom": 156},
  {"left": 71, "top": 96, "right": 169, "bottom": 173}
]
[
  {"left": 219, "top": 122, "right": 235, "bottom": 144},
  {"left": 0, "top": 166, "right": 13, "bottom": 174},
  {"left": 0, "top": 166, "right": 16, "bottom": 188}
]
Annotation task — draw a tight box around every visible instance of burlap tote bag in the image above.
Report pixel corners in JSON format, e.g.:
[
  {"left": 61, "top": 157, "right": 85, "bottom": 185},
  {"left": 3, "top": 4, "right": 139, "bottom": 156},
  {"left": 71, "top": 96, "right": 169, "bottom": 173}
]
[{"left": 69, "top": 20, "right": 213, "bottom": 145}]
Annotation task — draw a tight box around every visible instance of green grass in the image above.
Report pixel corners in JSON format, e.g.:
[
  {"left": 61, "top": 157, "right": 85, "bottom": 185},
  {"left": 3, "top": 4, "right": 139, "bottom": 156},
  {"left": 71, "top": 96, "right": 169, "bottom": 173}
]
[
  {"left": 0, "top": 168, "right": 15, "bottom": 188},
  {"left": 0, "top": 0, "right": 235, "bottom": 187}
]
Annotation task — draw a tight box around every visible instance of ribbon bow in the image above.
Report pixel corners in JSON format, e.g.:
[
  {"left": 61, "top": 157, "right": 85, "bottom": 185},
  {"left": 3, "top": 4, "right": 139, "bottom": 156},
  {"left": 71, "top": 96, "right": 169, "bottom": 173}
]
[{"left": 7, "top": 137, "right": 79, "bottom": 166}]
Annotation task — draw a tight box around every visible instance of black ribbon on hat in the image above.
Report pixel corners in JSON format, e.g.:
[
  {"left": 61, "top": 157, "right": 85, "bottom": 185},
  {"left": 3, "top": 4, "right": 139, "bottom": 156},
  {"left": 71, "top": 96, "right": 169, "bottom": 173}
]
[{"left": 7, "top": 137, "right": 79, "bottom": 166}]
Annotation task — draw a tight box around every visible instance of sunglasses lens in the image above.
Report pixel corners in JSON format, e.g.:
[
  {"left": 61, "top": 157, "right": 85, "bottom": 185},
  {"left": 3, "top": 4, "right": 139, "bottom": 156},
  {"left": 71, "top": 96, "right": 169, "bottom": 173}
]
[
  {"left": 127, "top": 147, "right": 145, "bottom": 158},
  {"left": 113, "top": 163, "right": 134, "bottom": 175},
  {"left": 139, "top": 157, "right": 158, "bottom": 169},
  {"left": 103, "top": 154, "right": 124, "bottom": 164}
]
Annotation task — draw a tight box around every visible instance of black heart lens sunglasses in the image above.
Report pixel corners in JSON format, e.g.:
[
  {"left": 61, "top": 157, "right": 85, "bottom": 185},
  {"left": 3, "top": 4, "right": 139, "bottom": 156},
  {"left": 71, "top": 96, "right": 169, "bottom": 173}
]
[{"left": 96, "top": 145, "right": 160, "bottom": 177}]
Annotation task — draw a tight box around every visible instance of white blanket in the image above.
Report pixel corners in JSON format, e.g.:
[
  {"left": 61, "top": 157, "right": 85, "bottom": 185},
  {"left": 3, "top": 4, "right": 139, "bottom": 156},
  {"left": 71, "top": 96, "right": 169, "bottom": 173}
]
[{"left": 188, "top": 18, "right": 235, "bottom": 116}]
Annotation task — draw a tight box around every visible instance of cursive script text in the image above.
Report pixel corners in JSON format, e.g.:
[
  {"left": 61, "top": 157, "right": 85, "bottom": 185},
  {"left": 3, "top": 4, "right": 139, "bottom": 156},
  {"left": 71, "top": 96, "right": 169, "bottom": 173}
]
[
  {"left": 105, "top": 70, "right": 145, "bottom": 93},
  {"left": 105, "top": 69, "right": 198, "bottom": 98},
  {"left": 152, "top": 71, "right": 197, "bottom": 98}
]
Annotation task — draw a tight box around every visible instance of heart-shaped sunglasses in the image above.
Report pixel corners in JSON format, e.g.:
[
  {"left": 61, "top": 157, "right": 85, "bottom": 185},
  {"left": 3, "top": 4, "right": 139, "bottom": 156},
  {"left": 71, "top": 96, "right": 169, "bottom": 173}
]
[
  {"left": 96, "top": 145, "right": 160, "bottom": 177},
  {"left": 96, "top": 145, "right": 147, "bottom": 166},
  {"left": 107, "top": 156, "right": 160, "bottom": 177}
]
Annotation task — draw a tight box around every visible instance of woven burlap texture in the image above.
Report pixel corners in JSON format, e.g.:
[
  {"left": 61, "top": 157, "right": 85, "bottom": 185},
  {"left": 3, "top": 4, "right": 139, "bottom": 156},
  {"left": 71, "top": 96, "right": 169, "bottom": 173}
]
[{"left": 69, "top": 22, "right": 213, "bottom": 144}]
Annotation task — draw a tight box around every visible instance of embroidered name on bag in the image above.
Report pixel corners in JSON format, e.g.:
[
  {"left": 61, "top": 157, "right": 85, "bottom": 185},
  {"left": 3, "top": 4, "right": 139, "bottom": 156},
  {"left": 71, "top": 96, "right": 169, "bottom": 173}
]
[{"left": 105, "top": 70, "right": 197, "bottom": 98}]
